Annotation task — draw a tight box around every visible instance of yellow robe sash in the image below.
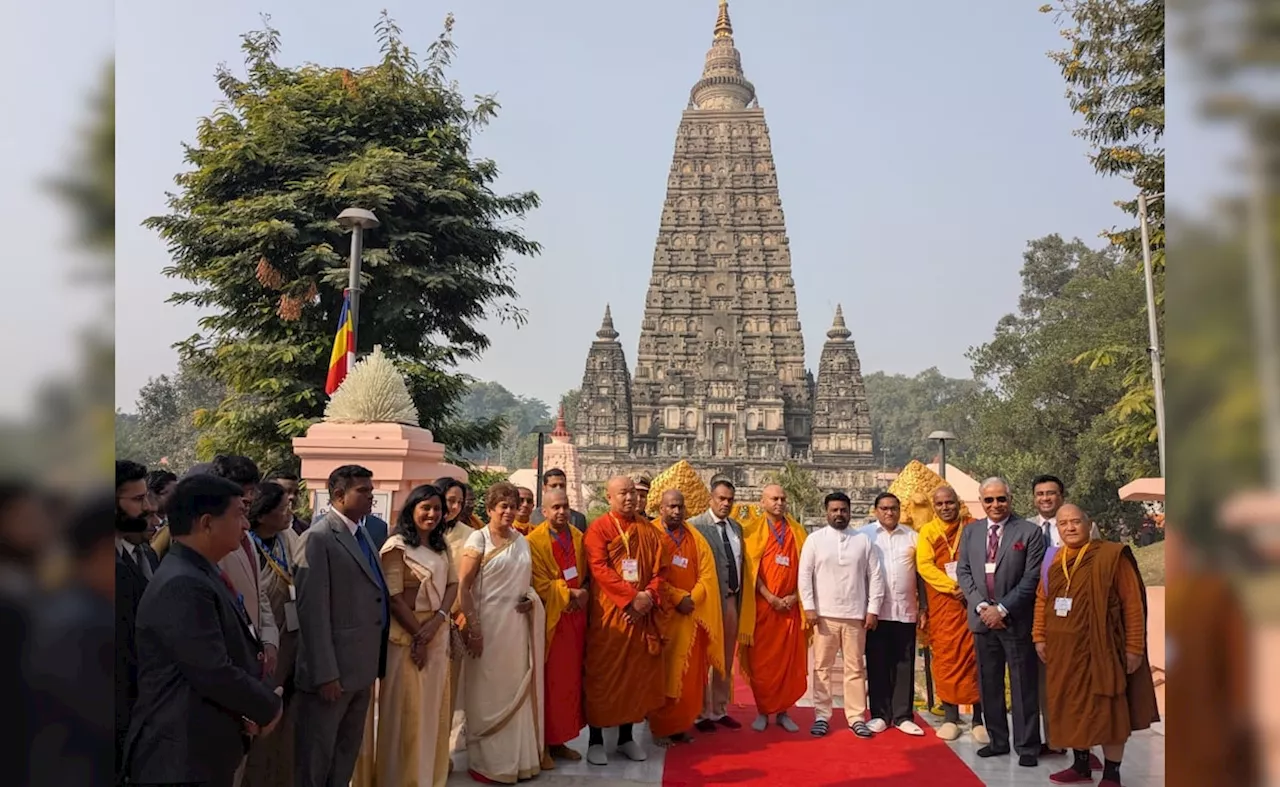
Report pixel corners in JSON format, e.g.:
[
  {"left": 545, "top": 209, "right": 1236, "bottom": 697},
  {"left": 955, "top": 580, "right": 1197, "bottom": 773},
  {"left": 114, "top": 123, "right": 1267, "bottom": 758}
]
[
  {"left": 527, "top": 522, "right": 589, "bottom": 652},
  {"left": 736, "top": 513, "right": 812, "bottom": 649}
]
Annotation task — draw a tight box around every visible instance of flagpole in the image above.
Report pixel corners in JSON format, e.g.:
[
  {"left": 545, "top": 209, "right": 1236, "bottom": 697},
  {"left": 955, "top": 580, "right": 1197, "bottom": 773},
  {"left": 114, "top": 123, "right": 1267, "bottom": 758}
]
[{"left": 337, "top": 208, "right": 381, "bottom": 355}]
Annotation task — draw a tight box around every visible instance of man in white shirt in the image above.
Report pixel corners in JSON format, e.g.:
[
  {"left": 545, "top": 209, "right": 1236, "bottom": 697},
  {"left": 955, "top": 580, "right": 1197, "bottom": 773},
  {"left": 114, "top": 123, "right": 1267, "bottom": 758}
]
[
  {"left": 691, "top": 479, "right": 746, "bottom": 732},
  {"left": 798, "top": 491, "right": 883, "bottom": 738},
  {"left": 859, "top": 492, "right": 923, "bottom": 737},
  {"left": 1031, "top": 474, "right": 1100, "bottom": 548}
]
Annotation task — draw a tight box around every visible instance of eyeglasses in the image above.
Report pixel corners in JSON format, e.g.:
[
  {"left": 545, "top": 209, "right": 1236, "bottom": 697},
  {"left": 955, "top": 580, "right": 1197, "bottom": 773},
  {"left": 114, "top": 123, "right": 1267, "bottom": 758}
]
[{"left": 982, "top": 496, "right": 1009, "bottom": 504}]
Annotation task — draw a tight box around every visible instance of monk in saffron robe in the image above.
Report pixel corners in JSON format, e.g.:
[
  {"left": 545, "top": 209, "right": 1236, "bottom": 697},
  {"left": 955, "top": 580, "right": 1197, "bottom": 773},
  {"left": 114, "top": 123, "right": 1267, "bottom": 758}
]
[
  {"left": 514, "top": 487, "right": 536, "bottom": 535},
  {"left": 916, "top": 485, "right": 986, "bottom": 743},
  {"left": 528, "top": 489, "right": 589, "bottom": 764},
  {"left": 648, "top": 490, "right": 724, "bottom": 745},
  {"left": 583, "top": 476, "right": 669, "bottom": 766},
  {"left": 1033, "top": 505, "right": 1159, "bottom": 787},
  {"left": 738, "top": 484, "right": 809, "bottom": 733}
]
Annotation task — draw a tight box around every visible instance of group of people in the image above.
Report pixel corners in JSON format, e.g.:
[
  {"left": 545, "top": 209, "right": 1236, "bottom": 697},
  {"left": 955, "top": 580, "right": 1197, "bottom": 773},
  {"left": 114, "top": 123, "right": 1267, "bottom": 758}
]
[{"left": 115, "top": 455, "right": 1159, "bottom": 787}]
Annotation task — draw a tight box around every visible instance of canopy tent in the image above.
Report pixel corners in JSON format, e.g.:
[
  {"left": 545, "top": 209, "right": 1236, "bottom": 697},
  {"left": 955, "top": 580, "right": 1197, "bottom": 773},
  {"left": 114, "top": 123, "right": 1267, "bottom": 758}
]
[{"left": 1119, "top": 477, "right": 1165, "bottom": 502}]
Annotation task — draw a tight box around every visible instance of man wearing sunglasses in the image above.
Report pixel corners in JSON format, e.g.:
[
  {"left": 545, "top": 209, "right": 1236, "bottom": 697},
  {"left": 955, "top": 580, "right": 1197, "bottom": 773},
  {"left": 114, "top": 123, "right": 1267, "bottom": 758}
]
[{"left": 956, "top": 477, "right": 1046, "bottom": 768}]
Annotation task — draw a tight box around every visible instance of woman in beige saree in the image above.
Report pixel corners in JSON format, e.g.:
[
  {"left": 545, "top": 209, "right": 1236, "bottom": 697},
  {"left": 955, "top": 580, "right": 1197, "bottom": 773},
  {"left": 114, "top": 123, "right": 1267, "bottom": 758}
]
[
  {"left": 439, "top": 477, "right": 476, "bottom": 759},
  {"left": 458, "top": 482, "right": 547, "bottom": 784},
  {"left": 376, "top": 484, "right": 458, "bottom": 787}
]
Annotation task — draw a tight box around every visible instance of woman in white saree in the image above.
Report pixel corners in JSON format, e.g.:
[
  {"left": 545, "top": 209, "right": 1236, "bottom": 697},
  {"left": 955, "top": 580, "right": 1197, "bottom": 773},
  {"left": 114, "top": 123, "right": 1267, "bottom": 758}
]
[
  {"left": 458, "top": 481, "right": 547, "bottom": 784},
  {"left": 376, "top": 484, "right": 458, "bottom": 787}
]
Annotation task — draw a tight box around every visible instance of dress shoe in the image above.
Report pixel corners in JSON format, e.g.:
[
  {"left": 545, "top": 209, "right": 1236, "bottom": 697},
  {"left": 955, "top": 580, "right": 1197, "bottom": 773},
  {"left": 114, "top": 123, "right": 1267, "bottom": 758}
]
[
  {"left": 715, "top": 715, "right": 742, "bottom": 730},
  {"left": 1019, "top": 754, "right": 1039, "bottom": 768},
  {"left": 976, "top": 745, "right": 1009, "bottom": 758},
  {"left": 695, "top": 718, "right": 718, "bottom": 733}
]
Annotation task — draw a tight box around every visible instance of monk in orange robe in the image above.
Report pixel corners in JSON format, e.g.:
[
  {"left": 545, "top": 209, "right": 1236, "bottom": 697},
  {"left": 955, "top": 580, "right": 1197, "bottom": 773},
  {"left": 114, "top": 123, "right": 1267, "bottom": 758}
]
[
  {"left": 514, "top": 486, "right": 536, "bottom": 535},
  {"left": 583, "top": 475, "right": 668, "bottom": 765},
  {"left": 648, "top": 490, "right": 724, "bottom": 745},
  {"left": 915, "top": 485, "right": 986, "bottom": 743},
  {"left": 738, "top": 484, "right": 809, "bottom": 733},
  {"left": 1034, "top": 505, "right": 1159, "bottom": 787},
  {"left": 528, "top": 489, "right": 589, "bottom": 764}
]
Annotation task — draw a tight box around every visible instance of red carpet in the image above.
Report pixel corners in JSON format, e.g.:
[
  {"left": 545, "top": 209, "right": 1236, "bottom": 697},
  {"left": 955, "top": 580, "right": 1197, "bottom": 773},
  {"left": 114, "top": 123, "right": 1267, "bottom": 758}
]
[{"left": 661, "top": 677, "right": 985, "bottom": 787}]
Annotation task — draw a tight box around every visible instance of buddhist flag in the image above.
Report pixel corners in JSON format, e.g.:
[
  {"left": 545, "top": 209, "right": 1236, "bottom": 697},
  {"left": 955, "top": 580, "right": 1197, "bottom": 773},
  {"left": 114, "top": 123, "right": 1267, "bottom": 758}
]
[{"left": 325, "top": 291, "right": 355, "bottom": 395}]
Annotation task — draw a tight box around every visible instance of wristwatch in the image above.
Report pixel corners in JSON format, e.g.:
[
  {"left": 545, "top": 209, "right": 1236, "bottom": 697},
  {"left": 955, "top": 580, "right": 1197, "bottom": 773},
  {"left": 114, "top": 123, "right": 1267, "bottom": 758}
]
[{"left": 436, "top": 609, "right": 449, "bottom": 621}]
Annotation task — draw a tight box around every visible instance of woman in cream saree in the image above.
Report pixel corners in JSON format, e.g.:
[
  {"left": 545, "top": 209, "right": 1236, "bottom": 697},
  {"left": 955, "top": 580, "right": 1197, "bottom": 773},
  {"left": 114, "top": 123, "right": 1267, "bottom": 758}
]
[
  {"left": 458, "top": 482, "right": 546, "bottom": 784},
  {"left": 376, "top": 484, "right": 458, "bottom": 787}
]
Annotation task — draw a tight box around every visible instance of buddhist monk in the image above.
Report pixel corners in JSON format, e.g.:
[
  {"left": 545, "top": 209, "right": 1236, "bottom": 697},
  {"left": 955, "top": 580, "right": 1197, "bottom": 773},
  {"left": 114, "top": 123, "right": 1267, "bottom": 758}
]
[
  {"left": 1033, "top": 505, "right": 1159, "bottom": 787},
  {"left": 514, "top": 486, "right": 536, "bottom": 535},
  {"left": 737, "top": 484, "right": 809, "bottom": 733},
  {"left": 583, "top": 475, "right": 668, "bottom": 765},
  {"left": 527, "top": 489, "right": 589, "bottom": 764},
  {"left": 915, "top": 485, "right": 986, "bottom": 743},
  {"left": 648, "top": 490, "right": 724, "bottom": 746}
]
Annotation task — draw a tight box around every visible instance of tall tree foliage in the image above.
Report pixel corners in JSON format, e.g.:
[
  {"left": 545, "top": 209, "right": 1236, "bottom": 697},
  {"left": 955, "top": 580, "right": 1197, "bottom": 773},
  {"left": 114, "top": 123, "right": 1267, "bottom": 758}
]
[
  {"left": 1041, "top": 0, "right": 1165, "bottom": 457},
  {"left": 148, "top": 14, "right": 540, "bottom": 471},
  {"left": 115, "top": 363, "right": 226, "bottom": 473},
  {"left": 456, "top": 381, "right": 550, "bottom": 468},
  {"left": 863, "top": 369, "right": 978, "bottom": 469},
  {"left": 955, "top": 235, "right": 1155, "bottom": 531}
]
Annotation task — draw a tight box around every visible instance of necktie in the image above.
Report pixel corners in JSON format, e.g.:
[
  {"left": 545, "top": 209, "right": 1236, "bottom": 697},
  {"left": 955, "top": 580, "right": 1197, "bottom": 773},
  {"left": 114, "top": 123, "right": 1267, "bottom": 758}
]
[
  {"left": 355, "top": 527, "right": 389, "bottom": 628},
  {"left": 718, "top": 522, "right": 738, "bottom": 594},
  {"left": 985, "top": 523, "right": 999, "bottom": 600},
  {"left": 1043, "top": 520, "right": 1053, "bottom": 542}
]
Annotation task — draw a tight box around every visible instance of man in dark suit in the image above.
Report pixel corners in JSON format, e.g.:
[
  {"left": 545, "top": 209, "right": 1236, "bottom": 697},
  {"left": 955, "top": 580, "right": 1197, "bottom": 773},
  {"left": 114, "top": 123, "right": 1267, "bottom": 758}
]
[
  {"left": 123, "top": 474, "right": 283, "bottom": 787},
  {"left": 294, "top": 465, "right": 389, "bottom": 787},
  {"left": 690, "top": 478, "right": 745, "bottom": 732},
  {"left": 956, "top": 476, "right": 1046, "bottom": 768},
  {"left": 114, "top": 459, "right": 157, "bottom": 776},
  {"left": 530, "top": 468, "right": 588, "bottom": 531}
]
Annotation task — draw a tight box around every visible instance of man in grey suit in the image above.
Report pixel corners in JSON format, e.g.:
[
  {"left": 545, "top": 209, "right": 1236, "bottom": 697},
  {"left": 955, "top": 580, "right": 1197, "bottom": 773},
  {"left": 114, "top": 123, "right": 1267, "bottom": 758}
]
[
  {"left": 690, "top": 478, "right": 745, "bottom": 732},
  {"left": 956, "top": 477, "right": 1046, "bottom": 768},
  {"left": 294, "top": 465, "right": 389, "bottom": 787},
  {"left": 529, "top": 468, "right": 589, "bottom": 531}
]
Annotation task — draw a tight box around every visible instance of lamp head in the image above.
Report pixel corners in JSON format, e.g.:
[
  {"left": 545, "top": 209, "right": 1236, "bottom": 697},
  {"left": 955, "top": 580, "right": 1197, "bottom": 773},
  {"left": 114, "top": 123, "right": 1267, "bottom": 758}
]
[{"left": 337, "top": 208, "right": 380, "bottom": 231}]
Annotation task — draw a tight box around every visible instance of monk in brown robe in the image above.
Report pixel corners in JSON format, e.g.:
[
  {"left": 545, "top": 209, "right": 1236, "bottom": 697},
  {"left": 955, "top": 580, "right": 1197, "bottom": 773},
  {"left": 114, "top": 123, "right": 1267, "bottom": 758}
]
[
  {"left": 915, "top": 485, "right": 986, "bottom": 743},
  {"left": 583, "top": 476, "right": 669, "bottom": 766},
  {"left": 648, "top": 490, "right": 724, "bottom": 746},
  {"left": 1033, "top": 504, "right": 1159, "bottom": 787},
  {"left": 738, "top": 484, "right": 809, "bottom": 733},
  {"left": 514, "top": 486, "right": 535, "bottom": 535}
]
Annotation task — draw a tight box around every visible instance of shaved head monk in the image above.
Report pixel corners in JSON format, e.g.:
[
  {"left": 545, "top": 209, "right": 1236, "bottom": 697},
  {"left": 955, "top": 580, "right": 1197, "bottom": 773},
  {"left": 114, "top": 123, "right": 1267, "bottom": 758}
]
[
  {"left": 583, "top": 475, "right": 669, "bottom": 765},
  {"left": 737, "top": 484, "right": 809, "bottom": 733},
  {"left": 915, "top": 485, "right": 986, "bottom": 743},
  {"left": 527, "top": 489, "right": 589, "bottom": 764},
  {"left": 648, "top": 490, "right": 724, "bottom": 746},
  {"left": 1033, "top": 505, "right": 1159, "bottom": 787}
]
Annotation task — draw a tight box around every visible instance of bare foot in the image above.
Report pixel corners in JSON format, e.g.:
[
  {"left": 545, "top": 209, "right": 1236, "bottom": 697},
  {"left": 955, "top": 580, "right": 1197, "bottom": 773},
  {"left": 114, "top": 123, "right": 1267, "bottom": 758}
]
[{"left": 654, "top": 736, "right": 674, "bottom": 748}]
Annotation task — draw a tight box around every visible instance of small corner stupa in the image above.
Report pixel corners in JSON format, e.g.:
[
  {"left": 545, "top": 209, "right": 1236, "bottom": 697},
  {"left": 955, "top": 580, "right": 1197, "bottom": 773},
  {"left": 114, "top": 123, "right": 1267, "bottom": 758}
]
[
  {"left": 293, "top": 345, "right": 466, "bottom": 519},
  {"left": 540, "top": 404, "right": 587, "bottom": 511}
]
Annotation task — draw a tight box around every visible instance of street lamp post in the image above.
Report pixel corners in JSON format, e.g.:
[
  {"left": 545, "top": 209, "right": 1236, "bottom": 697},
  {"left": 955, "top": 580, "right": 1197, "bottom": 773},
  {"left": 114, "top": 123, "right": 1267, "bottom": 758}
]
[
  {"left": 927, "top": 430, "right": 957, "bottom": 480},
  {"left": 1137, "top": 192, "right": 1167, "bottom": 477},
  {"left": 529, "top": 425, "right": 553, "bottom": 508},
  {"left": 337, "top": 208, "right": 380, "bottom": 353}
]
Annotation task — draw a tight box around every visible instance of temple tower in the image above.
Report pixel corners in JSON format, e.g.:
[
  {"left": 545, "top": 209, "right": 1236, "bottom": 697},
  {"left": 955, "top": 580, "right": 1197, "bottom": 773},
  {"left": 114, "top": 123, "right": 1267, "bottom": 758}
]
[
  {"left": 574, "top": 305, "right": 633, "bottom": 458},
  {"left": 629, "top": 0, "right": 811, "bottom": 464},
  {"left": 811, "top": 305, "right": 874, "bottom": 457}
]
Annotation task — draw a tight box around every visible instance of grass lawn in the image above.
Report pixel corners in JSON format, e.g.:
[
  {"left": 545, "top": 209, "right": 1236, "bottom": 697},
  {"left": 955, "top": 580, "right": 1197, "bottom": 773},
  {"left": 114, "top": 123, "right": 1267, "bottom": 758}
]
[{"left": 1132, "top": 540, "right": 1165, "bottom": 586}]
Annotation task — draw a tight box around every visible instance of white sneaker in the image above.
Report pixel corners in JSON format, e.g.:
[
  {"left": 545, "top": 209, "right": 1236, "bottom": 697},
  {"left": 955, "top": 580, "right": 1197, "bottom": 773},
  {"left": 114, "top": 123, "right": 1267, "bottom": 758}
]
[
  {"left": 618, "top": 740, "right": 647, "bottom": 761},
  {"left": 897, "top": 720, "right": 925, "bottom": 736},
  {"left": 776, "top": 713, "right": 799, "bottom": 733},
  {"left": 586, "top": 744, "right": 607, "bottom": 766},
  {"left": 751, "top": 714, "right": 768, "bottom": 732},
  {"left": 936, "top": 722, "right": 961, "bottom": 741},
  {"left": 867, "top": 717, "right": 888, "bottom": 734}
]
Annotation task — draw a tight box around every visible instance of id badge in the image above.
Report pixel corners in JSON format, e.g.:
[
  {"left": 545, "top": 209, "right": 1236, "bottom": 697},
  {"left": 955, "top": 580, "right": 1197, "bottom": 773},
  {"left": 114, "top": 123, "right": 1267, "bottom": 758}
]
[
  {"left": 563, "top": 565, "right": 579, "bottom": 582},
  {"left": 944, "top": 561, "right": 958, "bottom": 581},
  {"left": 984, "top": 562, "right": 997, "bottom": 575},
  {"left": 288, "top": 584, "right": 296, "bottom": 602},
  {"left": 775, "top": 554, "right": 790, "bottom": 567},
  {"left": 1054, "top": 597, "right": 1072, "bottom": 617},
  {"left": 672, "top": 555, "right": 689, "bottom": 568},
  {"left": 283, "top": 600, "right": 300, "bottom": 632},
  {"left": 621, "top": 558, "right": 640, "bottom": 583}
]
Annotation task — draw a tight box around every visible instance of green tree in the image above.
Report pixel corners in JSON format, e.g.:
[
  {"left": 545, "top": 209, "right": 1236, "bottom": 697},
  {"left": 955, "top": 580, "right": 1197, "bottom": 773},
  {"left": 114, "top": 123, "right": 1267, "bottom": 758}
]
[
  {"left": 863, "top": 368, "right": 978, "bottom": 468},
  {"left": 116, "top": 362, "right": 226, "bottom": 473},
  {"left": 1041, "top": 0, "right": 1165, "bottom": 458},
  {"left": 954, "top": 234, "right": 1155, "bottom": 532},
  {"left": 466, "top": 468, "right": 511, "bottom": 521},
  {"left": 764, "top": 461, "right": 822, "bottom": 521},
  {"left": 456, "top": 381, "right": 551, "bottom": 467},
  {"left": 148, "top": 14, "right": 540, "bottom": 471}
]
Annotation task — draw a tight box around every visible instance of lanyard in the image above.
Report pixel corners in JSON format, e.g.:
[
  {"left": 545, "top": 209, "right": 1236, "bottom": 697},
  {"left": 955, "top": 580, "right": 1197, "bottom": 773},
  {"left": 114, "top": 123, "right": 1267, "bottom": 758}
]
[
  {"left": 768, "top": 519, "right": 787, "bottom": 549},
  {"left": 943, "top": 523, "right": 962, "bottom": 562},
  {"left": 666, "top": 525, "right": 685, "bottom": 551},
  {"left": 249, "top": 531, "right": 293, "bottom": 585},
  {"left": 552, "top": 526, "right": 574, "bottom": 559},
  {"left": 1060, "top": 542, "right": 1089, "bottom": 592},
  {"left": 610, "top": 513, "right": 633, "bottom": 558}
]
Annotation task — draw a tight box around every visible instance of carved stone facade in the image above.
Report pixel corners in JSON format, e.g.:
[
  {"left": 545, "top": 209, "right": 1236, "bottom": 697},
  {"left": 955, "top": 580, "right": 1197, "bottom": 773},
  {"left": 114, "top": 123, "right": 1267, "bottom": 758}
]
[{"left": 573, "top": 1, "right": 876, "bottom": 506}]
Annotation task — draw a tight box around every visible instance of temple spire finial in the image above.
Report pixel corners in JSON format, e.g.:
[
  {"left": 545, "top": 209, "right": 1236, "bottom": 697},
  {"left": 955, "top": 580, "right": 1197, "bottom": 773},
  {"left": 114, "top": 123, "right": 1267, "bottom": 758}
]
[
  {"left": 827, "top": 304, "right": 852, "bottom": 341},
  {"left": 714, "top": 0, "right": 733, "bottom": 39},
  {"left": 596, "top": 304, "right": 619, "bottom": 341}
]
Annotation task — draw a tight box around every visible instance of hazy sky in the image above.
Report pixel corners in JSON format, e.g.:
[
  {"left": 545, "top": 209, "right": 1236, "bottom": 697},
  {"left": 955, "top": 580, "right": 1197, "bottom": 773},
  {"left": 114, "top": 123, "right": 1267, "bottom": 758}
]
[{"left": 108, "top": 0, "right": 1216, "bottom": 414}]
